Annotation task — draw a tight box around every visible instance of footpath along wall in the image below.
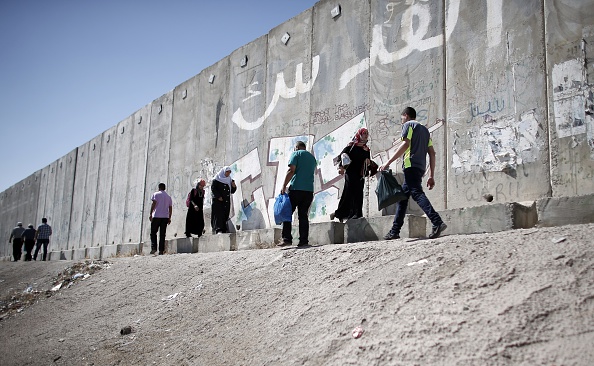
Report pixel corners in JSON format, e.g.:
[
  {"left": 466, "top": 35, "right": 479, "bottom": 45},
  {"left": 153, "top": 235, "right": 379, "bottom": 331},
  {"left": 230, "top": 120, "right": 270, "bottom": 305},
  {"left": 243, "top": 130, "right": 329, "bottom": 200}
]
[{"left": 1, "top": 0, "right": 594, "bottom": 258}]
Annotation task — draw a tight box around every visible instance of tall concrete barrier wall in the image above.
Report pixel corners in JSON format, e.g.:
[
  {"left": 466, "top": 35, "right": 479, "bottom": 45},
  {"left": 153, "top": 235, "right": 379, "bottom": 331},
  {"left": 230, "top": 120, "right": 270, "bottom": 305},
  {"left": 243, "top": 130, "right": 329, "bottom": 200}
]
[{"left": 1, "top": 0, "right": 594, "bottom": 259}]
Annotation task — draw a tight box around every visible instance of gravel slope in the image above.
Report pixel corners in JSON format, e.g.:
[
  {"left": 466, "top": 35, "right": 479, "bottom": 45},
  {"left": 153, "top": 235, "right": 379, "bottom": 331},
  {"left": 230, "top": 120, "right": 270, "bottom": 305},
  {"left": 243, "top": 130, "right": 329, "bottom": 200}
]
[{"left": 1, "top": 223, "right": 593, "bottom": 366}]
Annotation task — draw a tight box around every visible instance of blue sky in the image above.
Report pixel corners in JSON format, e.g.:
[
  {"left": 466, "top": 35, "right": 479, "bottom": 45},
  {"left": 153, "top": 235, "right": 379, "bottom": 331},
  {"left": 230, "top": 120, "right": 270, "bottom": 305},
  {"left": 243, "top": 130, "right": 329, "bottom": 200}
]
[{"left": 0, "top": 0, "right": 319, "bottom": 192}]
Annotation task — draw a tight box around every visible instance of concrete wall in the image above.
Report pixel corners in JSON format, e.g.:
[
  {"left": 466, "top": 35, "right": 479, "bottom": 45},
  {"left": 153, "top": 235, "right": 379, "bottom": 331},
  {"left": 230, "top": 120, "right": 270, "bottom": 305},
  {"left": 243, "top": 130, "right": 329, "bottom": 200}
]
[{"left": 2, "top": 0, "right": 594, "bottom": 258}]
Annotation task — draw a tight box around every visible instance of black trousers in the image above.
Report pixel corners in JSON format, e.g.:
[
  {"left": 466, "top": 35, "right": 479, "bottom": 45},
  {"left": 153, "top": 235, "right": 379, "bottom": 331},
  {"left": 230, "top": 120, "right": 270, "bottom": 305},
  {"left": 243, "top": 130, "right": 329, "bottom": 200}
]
[
  {"left": 150, "top": 218, "right": 168, "bottom": 252},
  {"left": 23, "top": 239, "right": 35, "bottom": 261},
  {"left": 12, "top": 238, "right": 23, "bottom": 261},
  {"left": 34, "top": 239, "right": 49, "bottom": 261},
  {"left": 282, "top": 189, "right": 314, "bottom": 245}
]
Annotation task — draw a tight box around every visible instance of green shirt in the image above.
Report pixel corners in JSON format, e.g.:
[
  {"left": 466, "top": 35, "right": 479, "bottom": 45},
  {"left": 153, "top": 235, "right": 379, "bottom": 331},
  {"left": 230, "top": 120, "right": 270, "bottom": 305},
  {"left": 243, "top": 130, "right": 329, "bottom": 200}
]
[{"left": 288, "top": 150, "right": 317, "bottom": 192}]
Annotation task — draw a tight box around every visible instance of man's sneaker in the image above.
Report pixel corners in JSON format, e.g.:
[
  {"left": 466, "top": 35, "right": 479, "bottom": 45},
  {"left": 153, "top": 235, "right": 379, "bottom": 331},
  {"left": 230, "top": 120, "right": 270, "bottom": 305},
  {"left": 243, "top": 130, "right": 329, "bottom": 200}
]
[
  {"left": 297, "top": 242, "right": 309, "bottom": 248},
  {"left": 383, "top": 232, "right": 400, "bottom": 240},
  {"left": 428, "top": 223, "right": 447, "bottom": 239},
  {"left": 150, "top": 250, "right": 157, "bottom": 255},
  {"left": 277, "top": 240, "right": 292, "bottom": 247},
  {"left": 158, "top": 251, "right": 164, "bottom": 255}
]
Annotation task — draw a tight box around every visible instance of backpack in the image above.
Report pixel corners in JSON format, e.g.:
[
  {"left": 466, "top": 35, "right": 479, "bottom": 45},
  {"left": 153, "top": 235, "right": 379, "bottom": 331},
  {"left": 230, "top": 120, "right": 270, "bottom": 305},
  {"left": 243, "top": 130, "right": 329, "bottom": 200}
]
[{"left": 186, "top": 189, "right": 195, "bottom": 208}]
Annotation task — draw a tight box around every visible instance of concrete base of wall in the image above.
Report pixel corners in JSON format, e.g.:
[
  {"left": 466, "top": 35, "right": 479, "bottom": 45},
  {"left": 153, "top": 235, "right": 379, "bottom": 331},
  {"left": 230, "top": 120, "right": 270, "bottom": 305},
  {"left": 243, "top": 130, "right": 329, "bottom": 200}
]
[
  {"left": 101, "top": 244, "right": 118, "bottom": 259},
  {"left": 117, "top": 243, "right": 140, "bottom": 257},
  {"left": 87, "top": 247, "right": 101, "bottom": 260},
  {"left": 344, "top": 214, "right": 426, "bottom": 243},
  {"left": 199, "top": 234, "right": 236, "bottom": 253},
  {"left": 236, "top": 229, "right": 281, "bottom": 250},
  {"left": 48, "top": 250, "right": 71, "bottom": 261},
  {"left": 72, "top": 248, "right": 87, "bottom": 261},
  {"left": 174, "top": 237, "right": 198, "bottom": 253},
  {"left": 536, "top": 194, "right": 594, "bottom": 227},
  {"left": 437, "top": 202, "right": 538, "bottom": 236},
  {"left": 305, "top": 221, "right": 345, "bottom": 245}
]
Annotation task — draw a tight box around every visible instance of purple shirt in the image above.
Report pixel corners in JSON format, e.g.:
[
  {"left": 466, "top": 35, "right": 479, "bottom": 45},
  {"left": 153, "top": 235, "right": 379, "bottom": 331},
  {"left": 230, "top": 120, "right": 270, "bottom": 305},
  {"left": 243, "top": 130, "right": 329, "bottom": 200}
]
[{"left": 151, "top": 190, "right": 172, "bottom": 218}]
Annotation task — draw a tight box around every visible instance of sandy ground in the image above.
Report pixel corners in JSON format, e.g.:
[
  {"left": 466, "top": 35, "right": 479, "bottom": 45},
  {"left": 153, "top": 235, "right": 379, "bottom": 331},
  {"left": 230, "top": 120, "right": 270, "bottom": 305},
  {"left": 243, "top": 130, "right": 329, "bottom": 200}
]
[{"left": 0, "top": 223, "right": 593, "bottom": 366}]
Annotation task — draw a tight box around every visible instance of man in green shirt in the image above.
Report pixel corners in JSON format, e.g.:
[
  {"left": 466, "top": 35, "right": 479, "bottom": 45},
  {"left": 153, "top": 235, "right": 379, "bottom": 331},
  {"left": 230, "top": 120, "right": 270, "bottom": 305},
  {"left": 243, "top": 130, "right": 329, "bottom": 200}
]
[{"left": 279, "top": 140, "right": 317, "bottom": 247}]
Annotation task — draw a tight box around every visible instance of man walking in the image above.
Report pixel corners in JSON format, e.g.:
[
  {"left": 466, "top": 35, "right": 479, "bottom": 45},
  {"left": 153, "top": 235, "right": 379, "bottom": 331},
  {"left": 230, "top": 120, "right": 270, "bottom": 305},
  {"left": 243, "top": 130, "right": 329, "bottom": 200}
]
[
  {"left": 279, "top": 140, "right": 317, "bottom": 247},
  {"left": 9, "top": 222, "right": 26, "bottom": 261},
  {"left": 149, "top": 182, "right": 172, "bottom": 255},
  {"left": 22, "top": 224, "right": 37, "bottom": 261},
  {"left": 34, "top": 218, "right": 52, "bottom": 261},
  {"left": 379, "top": 107, "right": 447, "bottom": 240}
]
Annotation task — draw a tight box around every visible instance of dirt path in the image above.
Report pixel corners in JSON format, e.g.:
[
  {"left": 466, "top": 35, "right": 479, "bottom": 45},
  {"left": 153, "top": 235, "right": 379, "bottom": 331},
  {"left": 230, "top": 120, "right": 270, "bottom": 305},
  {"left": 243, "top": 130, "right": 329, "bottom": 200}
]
[{"left": 1, "top": 223, "right": 593, "bottom": 365}]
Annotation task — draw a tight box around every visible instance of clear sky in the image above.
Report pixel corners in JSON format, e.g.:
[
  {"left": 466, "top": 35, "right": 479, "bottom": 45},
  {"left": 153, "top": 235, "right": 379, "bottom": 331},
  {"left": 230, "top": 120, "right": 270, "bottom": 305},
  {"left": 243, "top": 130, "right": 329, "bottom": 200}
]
[{"left": 0, "top": 0, "right": 319, "bottom": 193}]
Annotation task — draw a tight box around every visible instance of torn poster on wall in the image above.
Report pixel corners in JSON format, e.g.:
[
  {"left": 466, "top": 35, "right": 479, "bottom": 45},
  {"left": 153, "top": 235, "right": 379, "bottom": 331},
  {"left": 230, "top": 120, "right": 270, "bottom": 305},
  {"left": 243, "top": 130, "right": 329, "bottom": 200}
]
[{"left": 451, "top": 110, "right": 541, "bottom": 174}]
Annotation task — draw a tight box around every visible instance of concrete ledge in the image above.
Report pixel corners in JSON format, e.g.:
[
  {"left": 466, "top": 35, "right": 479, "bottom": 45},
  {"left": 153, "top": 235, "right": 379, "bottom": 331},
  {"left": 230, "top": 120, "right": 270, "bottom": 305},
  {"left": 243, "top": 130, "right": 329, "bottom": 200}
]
[
  {"left": 117, "top": 243, "right": 140, "bottom": 257},
  {"left": 438, "top": 202, "right": 537, "bottom": 236},
  {"left": 49, "top": 250, "right": 71, "bottom": 261},
  {"left": 164, "top": 237, "right": 199, "bottom": 254},
  {"left": 199, "top": 233, "right": 236, "bottom": 253},
  {"left": 301, "top": 221, "right": 344, "bottom": 245},
  {"left": 236, "top": 229, "right": 281, "bottom": 250},
  {"left": 101, "top": 244, "right": 118, "bottom": 259},
  {"left": 536, "top": 194, "right": 594, "bottom": 227},
  {"left": 87, "top": 247, "right": 101, "bottom": 260},
  {"left": 72, "top": 248, "right": 87, "bottom": 261},
  {"left": 345, "top": 214, "right": 426, "bottom": 243}
]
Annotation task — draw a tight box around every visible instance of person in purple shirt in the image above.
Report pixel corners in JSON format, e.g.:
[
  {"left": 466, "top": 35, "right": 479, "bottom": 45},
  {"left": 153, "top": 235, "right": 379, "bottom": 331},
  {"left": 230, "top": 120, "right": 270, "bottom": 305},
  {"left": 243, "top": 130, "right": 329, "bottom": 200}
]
[{"left": 149, "top": 183, "right": 172, "bottom": 255}]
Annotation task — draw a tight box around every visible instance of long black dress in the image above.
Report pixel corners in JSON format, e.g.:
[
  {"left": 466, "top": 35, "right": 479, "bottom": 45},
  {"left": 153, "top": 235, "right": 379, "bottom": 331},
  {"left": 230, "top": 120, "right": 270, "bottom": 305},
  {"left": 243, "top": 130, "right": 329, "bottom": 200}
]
[
  {"left": 185, "top": 188, "right": 205, "bottom": 237},
  {"left": 333, "top": 144, "right": 370, "bottom": 220},
  {"left": 211, "top": 179, "right": 237, "bottom": 233}
]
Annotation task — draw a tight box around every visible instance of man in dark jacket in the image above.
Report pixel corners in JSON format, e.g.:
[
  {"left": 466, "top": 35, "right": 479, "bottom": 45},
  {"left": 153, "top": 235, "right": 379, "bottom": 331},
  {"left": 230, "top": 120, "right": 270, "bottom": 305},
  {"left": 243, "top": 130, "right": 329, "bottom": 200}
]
[
  {"left": 9, "top": 222, "right": 26, "bottom": 261},
  {"left": 22, "top": 224, "right": 37, "bottom": 261}
]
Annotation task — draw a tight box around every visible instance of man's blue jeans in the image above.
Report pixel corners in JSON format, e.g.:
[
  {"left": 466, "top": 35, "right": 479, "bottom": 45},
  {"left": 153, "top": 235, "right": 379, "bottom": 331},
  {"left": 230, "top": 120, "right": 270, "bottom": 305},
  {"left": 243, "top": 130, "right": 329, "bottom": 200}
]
[{"left": 389, "top": 167, "right": 443, "bottom": 235}]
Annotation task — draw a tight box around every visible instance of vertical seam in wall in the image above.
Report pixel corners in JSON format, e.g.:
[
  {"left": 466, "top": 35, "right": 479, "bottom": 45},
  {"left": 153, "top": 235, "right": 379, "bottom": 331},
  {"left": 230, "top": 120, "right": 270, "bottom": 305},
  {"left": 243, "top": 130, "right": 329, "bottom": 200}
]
[
  {"left": 541, "top": 0, "right": 552, "bottom": 196},
  {"left": 66, "top": 149, "right": 78, "bottom": 250},
  {"left": 366, "top": 0, "right": 371, "bottom": 219},
  {"left": 442, "top": 0, "right": 448, "bottom": 209},
  {"left": 140, "top": 108, "right": 152, "bottom": 247}
]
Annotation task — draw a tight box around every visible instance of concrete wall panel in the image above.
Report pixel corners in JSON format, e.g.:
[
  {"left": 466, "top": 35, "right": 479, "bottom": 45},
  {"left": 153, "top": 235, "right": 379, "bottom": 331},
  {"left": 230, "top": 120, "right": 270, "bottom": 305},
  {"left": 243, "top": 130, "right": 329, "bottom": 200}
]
[
  {"left": 68, "top": 144, "right": 89, "bottom": 249},
  {"left": 545, "top": 0, "right": 594, "bottom": 197},
  {"left": 122, "top": 106, "right": 150, "bottom": 245},
  {"left": 80, "top": 136, "right": 102, "bottom": 248},
  {"left": 446, "top": 0, "right": 550, "bottom": 209},
  {"left": 226, "top": 36, "right": 269, "bottom": 230},
  {"left": 92, "top": 127, "right": 116, "bottom": 247},
  {"left": 366, "top": 0, "right": 447, "bottom": 215},
  {"left": 107, "top": 117, "right": 133, "bottom": 246},
  {"left": 50, "top": 150, "right": 77, "bottom": 251},
  {"left": 169, "top": 75, "right": 200, "bottom": 238},
  {"left": 309, "top": 0, "right": 371, "bottom": 222},
  {"left": 142, "top": 92, "right": 173, "bottom": 250},
  {"left": 196, "top": 58, "right": 231, "bottom": 234},
  {"left": 257, "top": 9, "right": 314, "bottom": 229}
]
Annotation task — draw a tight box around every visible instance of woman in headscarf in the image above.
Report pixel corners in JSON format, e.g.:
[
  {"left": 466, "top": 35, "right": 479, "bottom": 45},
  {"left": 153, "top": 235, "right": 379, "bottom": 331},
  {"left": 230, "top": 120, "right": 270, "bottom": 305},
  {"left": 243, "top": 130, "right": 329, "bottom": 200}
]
[
  {"left": 210, "top": 166, "right": 237, "bottom": 234},
  {"left": 185, "top": 178, "right": 206, "bottom": 237},
  {"left": 330, "top": 127, "right": 371, "bottom": 222}
]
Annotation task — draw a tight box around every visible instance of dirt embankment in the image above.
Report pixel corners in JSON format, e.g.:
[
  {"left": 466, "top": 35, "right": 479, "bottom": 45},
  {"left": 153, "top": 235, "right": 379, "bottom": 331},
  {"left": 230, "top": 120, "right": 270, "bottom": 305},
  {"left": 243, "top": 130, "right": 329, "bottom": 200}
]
[{"left": 1, "top": 223, "right": 593, "bottom": 365}]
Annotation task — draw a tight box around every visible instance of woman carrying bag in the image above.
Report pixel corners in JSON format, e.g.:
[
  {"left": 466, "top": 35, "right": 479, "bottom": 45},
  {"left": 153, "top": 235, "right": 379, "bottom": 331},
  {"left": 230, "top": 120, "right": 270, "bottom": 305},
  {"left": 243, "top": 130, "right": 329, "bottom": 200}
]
[
  {"left": 185, "top": 179, "right": 206, "bottom": 237},
  {"left": 330, "top": 127, "right": 372, "bottom": 222}
]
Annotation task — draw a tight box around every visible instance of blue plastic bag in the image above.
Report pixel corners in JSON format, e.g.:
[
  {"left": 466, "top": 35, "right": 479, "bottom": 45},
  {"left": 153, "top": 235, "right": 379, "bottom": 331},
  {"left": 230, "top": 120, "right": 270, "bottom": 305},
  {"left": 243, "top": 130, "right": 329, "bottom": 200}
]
[{"left": 273, "top": 193, "right": 293, "bottom": 225}]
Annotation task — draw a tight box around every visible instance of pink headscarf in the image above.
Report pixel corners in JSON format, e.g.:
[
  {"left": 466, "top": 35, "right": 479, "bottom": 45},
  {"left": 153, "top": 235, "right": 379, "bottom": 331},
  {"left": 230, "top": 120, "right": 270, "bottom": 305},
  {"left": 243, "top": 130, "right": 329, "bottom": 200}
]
[{"left": 348, "top": 127, "right": 370, "bottom": 151}]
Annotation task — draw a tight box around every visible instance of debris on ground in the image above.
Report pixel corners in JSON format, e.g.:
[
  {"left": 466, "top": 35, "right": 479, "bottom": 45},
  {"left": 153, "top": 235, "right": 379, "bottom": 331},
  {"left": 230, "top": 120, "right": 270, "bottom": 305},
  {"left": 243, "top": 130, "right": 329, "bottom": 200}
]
[{"left": 0, "top": 260, "right": 111, "bottom": 320}]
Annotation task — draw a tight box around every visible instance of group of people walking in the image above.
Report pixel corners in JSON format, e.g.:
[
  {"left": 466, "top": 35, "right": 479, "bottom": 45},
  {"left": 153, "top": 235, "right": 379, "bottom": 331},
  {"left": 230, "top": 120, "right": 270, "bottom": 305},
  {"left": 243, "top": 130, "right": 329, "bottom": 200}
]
[
  {"left": 148, "top": 106, "right": 447, "bottom": 254},
  {"left": 2, "top": 106, "right": 442, "bottom": 260},
  {"left": 148, "top": 167, "right": 238, "bottom": 255},
  {"left": 7, "top": 111, "right": 445, "bottom": 261},
  {"left": 329, "top": 106, "right": 447, "bottom": 240},
  {"left": 8, "top": 218, "right": 52, "bottom": 262}
]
